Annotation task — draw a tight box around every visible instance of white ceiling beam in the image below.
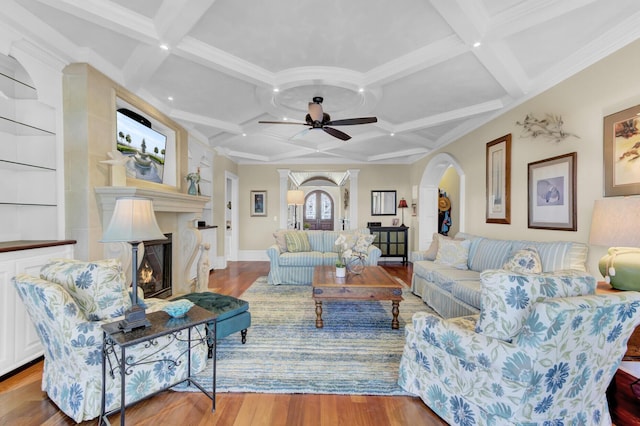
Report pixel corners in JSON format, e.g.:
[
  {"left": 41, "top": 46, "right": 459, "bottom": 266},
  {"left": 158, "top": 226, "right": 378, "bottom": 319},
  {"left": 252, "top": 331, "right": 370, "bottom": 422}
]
[
  {"left": 364, "top": 35, "right": 468, "bottom": 87},
  {"left": 170, "top": 108, "right": 243, "bottom": 134},
  {"left": 367, "top": 148, "right": 429, "bottom": 162},
  {"left": 395, "top": 99, "right": 503, "bottom": 133}
]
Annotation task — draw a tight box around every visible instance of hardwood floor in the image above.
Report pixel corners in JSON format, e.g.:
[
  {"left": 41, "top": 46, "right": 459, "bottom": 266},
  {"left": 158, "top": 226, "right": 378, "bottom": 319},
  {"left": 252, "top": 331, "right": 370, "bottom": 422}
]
[{"left": 1, "top": 261, "right": 637, "bottom": 425}]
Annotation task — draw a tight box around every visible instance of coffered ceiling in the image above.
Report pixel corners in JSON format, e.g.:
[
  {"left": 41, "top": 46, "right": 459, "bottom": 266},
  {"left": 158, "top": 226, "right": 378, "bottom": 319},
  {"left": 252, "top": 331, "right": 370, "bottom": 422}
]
[{"left": 3, "top": 0, "right": 640, "bottom": 164}]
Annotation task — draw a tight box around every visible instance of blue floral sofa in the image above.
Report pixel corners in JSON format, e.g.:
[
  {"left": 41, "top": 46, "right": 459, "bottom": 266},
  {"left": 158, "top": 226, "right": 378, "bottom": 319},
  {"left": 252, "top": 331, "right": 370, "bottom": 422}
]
[
  {"left": 266, "top": 229, "right": 381, "bottom": 285},
  {"left": 12, "top": 258, "right": 209, "bottom": 423},
  {"left": 411, "top": 233, "right": 589, "bottom": 318},
  {"left": 398, "top": 268, "right": 640, "bottom": 425}
]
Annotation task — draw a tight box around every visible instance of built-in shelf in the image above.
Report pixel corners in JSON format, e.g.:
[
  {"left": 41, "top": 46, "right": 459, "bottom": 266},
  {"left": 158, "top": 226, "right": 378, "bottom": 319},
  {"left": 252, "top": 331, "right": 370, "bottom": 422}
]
[
  {"left": 0, "top": 116, "right": 55, "bottom": 136},
  {"left": 0, "top": 53, "right": 60, "bottom": 242},
  {"left": 0, "top": 160, "right": 55, "bottom": 172}
]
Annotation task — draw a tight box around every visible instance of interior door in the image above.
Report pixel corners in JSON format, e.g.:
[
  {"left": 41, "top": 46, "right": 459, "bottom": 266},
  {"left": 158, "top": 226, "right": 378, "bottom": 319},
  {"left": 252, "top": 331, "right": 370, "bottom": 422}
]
[{"left": 303, "top": 190, "right": 334, "bottom": 230}]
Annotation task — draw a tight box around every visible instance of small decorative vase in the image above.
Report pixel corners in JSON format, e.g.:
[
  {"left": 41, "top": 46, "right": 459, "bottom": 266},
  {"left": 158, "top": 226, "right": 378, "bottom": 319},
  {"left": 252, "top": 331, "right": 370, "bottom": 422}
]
[
  {"left": 346, "top": 257, "right": 365, "bottom": 275},
  {"left": 336, "top": 266, "right": 346, "bottom": 278},
  {"left": 188, "top": 179, "right": 197, "bottom": 195}
]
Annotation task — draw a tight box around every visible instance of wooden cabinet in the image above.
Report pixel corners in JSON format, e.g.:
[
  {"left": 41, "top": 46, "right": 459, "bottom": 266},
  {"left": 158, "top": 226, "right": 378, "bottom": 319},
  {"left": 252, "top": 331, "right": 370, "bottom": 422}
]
[
  {"left": 0, "top": 241, "right": 75, "bottom": 377},
  {"left": 368, "top": 226, "right": 409, "bottom": 264},
  {"left": 0, "top": 54, "right": 60, "bottom": 242},
  {"left": 597, "top": 281, "right": 640, "bottom": 359}
]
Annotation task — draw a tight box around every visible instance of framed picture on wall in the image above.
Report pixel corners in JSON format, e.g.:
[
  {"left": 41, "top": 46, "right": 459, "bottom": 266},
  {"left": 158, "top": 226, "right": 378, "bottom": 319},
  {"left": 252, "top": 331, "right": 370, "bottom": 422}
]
[
  {"left": 527, "top": 152, "right": 577, "bottom": 231},
  {"left": 486, "top": 134, "right": 511, "bottom": 224},
  {"left": 250, "top": 190, "right": 267, "bottom": 217},
  {"left": 603, "top": 104, "right": 640, "bottom": 196}
]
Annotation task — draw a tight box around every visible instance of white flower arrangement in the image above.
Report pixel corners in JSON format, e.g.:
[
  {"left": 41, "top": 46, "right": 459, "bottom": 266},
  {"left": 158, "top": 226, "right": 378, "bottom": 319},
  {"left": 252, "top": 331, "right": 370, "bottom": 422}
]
[
  {"left": 186, "top": 172, "right": 201, "bottom": 183},
  {"left": 334, "top": 234, "right": 368, "bottom": 268}
]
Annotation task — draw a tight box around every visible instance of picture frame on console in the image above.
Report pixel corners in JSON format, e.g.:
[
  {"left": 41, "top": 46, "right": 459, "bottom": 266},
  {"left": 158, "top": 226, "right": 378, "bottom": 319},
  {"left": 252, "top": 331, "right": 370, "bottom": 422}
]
[
  {"left": 486, "top": 134, "right": 511, "bottom": 224},
  {"left": 603, "top": 104, "right": 640, "bottom": 196},
  {"left": 527, "top": 152, "right": 577, "bottom": 231},
  {"left": 250, "top": 190, "right": 267, "bottom": 217}
]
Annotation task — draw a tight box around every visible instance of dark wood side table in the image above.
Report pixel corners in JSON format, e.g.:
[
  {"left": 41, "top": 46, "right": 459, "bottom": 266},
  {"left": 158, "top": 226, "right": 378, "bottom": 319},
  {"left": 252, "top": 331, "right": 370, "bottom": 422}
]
[{"left": 99, "top": 305, "right": 217, "bottom": 426}]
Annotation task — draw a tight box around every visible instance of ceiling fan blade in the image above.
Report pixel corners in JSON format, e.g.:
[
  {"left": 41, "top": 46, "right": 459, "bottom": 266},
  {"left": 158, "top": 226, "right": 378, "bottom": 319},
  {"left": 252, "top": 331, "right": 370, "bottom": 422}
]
[
  {"left": 325, "top": 117, "right": 377, "bottom": 126},
  {"left": 323, "top": 126, "right": 351, "bottom": 141},
  {"left": 258, "top": 120, "right": 307, "bottom": 125},
  {"left": 308, "top": 102, "right": 323, "bottom": 122}
]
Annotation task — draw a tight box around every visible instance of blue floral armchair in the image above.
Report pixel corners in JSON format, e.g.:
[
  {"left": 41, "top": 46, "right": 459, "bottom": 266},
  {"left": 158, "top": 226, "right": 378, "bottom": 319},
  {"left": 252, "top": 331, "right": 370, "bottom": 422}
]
[
  {"left": 12, "top": 259, "right": 209, "bottom": 423},
  {"left": 398, "top": 269, "right": 640, "bottom": 425}
]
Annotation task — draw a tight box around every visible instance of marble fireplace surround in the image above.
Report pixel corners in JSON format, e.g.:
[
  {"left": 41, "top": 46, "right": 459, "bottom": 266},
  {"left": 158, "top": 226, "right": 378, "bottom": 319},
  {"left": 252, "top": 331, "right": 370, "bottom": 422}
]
[{"left": 95, "top": 186, "right": 209, "bottom": 296}]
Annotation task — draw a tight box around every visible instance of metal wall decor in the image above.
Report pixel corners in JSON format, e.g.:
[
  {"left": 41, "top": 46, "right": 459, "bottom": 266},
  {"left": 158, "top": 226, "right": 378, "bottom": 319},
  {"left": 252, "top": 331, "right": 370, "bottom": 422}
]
[{"left": 516, "top": 113, "right": 579, "bottom": 143}]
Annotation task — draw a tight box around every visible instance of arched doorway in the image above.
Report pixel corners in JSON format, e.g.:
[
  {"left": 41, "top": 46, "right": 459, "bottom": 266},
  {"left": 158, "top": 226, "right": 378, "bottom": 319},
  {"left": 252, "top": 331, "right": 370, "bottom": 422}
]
[
  {"left": 417, "top": 153, "right": 465, "bottom": 251},
  {"left": 303, "top": 190, "right": 334, "bottom": 230}
]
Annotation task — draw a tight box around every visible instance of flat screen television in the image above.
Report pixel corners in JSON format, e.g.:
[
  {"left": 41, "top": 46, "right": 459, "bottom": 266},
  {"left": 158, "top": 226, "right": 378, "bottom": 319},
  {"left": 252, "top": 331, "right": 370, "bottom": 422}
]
[{"left": 116, "top": 108, "right": 167, "bottom": 183}]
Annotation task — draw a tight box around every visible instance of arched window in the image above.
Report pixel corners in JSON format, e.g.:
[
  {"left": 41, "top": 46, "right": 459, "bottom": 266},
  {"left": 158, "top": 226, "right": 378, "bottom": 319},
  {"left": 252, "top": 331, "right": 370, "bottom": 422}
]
[{"left": 303, "top": 190, "right": 334, "bottom": 230}]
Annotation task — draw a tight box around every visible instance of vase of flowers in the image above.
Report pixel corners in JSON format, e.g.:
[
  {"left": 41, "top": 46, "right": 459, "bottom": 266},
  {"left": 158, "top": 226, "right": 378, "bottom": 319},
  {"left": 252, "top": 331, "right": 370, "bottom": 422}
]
[
  {"left": 186, "top": 171, "right": 200, "bottom": 195},
  {"left": 334, "top": 234, "right": 348, "bottom": 277}
]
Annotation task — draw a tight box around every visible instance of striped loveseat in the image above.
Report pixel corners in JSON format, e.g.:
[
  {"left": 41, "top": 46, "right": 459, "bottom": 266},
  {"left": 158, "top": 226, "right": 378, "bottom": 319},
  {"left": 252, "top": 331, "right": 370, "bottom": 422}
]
[
  {"left": 411, "top": 233, "right": 589, "bottom": 318},
  {"left": 266, "top": 229, "right": 382, "bottom": 285}
]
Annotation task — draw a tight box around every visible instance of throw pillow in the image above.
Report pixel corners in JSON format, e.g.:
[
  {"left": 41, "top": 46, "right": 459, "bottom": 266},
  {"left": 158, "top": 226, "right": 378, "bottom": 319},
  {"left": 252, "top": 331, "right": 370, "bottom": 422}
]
[
  {"left": 285, "top": 231, "right": 311, "bottom": 253},
  {"left": 423, "top": 233, "right": 443, "bottom": 261},
  {"left": 434, "top": 238, "right": 470, "bottom": 270},
  {"left": 503, "top": 247, "right": 542, "bottom": 274},
  {"left": 353, "top": 233, "right": 376, "bottom": 254},
  {"left": 273, "top": 230, "right": 288, "bottom": 252},
  {"left": 475, "top": 269, "right": 597, "bottom": 341},
  {"left": 40, "top": 258, "right": 130, "bottom": 321}
]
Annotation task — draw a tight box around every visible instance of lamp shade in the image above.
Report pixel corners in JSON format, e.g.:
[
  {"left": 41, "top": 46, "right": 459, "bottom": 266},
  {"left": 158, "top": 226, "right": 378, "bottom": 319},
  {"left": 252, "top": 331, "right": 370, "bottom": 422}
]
[
  {"left": 589, "top": 198, "right": 640, "bottom": 247},
  {"left": 100, "top": 197, "right": 166, "bottom": 243},
  {"left": 398, "top": 198, "right": 408, "bottom": 209},
  {"left": 287, "top": 190, "right": 305, "bottom": 205}
]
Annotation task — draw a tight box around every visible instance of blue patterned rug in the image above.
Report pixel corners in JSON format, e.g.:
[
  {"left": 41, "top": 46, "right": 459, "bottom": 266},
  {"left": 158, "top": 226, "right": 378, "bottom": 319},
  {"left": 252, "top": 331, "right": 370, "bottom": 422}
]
[{"left": 175, "top": 276, "right": 432, "bottom": 395}]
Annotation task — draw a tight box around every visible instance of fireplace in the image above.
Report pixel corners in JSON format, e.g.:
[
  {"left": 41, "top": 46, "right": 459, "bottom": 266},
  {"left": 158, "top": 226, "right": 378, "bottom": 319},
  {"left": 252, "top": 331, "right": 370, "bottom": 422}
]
[{"left": 138, "top": 233, "right": 172, "bottom": 299}]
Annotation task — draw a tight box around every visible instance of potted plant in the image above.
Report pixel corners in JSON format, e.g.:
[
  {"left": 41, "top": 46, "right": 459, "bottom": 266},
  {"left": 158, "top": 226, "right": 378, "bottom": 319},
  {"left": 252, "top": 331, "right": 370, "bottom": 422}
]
[{"left": 334, "top": 235, "right": 348, "bottom": 278}]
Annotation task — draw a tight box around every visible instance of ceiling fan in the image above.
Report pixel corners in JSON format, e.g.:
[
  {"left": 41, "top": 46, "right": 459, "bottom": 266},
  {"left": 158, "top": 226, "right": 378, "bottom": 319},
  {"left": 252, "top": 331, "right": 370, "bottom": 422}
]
[{"left": 258, "top": 96, "right": 377, "bottom": 141}]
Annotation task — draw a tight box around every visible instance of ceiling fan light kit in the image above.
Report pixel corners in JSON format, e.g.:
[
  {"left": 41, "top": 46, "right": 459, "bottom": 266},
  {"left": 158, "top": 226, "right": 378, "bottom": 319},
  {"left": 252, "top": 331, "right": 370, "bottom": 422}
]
[{"left": 259, "top": 96, "right": 377, "bottom": 141}]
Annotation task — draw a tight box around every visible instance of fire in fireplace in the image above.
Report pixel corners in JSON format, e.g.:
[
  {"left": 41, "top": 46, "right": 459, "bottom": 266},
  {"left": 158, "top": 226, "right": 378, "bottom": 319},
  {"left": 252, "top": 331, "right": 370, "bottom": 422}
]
[{"left": 138, "top": 233, "right": 172, "bottom": 299}]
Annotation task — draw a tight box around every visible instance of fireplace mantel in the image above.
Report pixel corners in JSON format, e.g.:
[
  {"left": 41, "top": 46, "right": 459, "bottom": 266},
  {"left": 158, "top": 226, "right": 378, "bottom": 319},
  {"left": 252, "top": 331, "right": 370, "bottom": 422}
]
[
  {"left": 95, "top": 186, "right": 209, "bottom": 295},
  {"left": 95, "top": 186, "right": 209, "bottom": 213}
]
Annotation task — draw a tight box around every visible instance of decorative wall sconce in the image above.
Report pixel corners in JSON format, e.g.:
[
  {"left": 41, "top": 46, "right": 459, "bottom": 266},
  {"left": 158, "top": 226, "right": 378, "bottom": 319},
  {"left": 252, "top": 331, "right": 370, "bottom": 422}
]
[{"left": 516, "top": 113, "right": 579, "bottom": 143}]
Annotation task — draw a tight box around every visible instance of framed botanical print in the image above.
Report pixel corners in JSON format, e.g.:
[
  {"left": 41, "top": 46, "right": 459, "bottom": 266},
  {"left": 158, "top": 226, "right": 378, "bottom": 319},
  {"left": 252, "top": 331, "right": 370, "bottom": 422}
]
[
  {"left": 603, "top": 104, "right": 640, "bottom": 196},
  {"left": 486, "top": 134, "right": 511, "bottom": 224},
  {"left": 250, "top": 190, "right": 267, "bottom": 216},
  {"left": 528, "top": 152, "right": 577, "bottom": 231}
]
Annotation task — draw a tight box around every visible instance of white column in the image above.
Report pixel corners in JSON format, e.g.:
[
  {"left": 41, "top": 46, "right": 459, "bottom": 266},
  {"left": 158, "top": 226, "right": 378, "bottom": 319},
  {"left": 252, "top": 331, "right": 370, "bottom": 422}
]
[
  {"left": 277, "top": 169, "right": 290, "bottom": 229},
  {"left": 347, "top": 169, "right": 359, "bottom": 229}
]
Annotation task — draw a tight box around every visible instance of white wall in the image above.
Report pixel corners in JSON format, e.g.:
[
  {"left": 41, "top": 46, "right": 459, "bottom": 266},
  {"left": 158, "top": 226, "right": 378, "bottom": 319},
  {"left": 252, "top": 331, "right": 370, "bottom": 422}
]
[{"left": 410, "top": 39, "right": 640, "bottom": 278}]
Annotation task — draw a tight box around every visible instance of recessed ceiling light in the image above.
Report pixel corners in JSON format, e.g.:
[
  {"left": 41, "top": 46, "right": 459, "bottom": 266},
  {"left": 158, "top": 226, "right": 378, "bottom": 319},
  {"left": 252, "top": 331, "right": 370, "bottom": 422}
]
[
  {"left": 358, "top": 87, "right": 364, "bottom": 93},
  {"left": 473, "top": 41, "right": 481, "bottom": 48},
  {"left": 273, "top": 88, "right": 279, "bottom": 93},
  {"left": 242, "top": 133, "right": 247, "bottom": 137},
  {"left": 390, "top": 133, "right": 395, "bottom": 137},
  {"left": 159, "top": 43, "right": 169, "bottom": 50},
  {"left": 167, "top": 96, "right": 173, "bottom": 101},
  {"left": 283, "top": 117, "right": 288, "bottom": 121}
]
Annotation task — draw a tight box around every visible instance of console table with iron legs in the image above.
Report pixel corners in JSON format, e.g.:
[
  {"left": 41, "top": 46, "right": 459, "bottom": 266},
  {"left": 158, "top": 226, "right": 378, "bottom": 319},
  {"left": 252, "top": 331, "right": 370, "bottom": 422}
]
[{"left": 99, "top": 305, "right": 217, "bottom": 425}]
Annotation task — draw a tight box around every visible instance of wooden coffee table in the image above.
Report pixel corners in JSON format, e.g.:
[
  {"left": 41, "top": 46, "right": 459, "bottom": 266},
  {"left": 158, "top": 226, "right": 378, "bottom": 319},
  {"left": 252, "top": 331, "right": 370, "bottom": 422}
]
[{"left": 312, "top": 265, "right": 404, "bottom": 329}]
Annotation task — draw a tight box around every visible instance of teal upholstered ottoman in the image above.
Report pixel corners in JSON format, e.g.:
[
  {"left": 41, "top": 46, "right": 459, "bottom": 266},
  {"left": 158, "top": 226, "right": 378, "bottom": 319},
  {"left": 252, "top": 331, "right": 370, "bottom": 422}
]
[{"left": 173, "top": 292, "right": 251, "bottom": 357}]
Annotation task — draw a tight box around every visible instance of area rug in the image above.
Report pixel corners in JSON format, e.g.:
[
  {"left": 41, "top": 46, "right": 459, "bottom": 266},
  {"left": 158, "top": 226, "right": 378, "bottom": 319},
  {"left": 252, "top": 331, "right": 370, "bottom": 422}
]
[{"left": 176, "top": 276, "right": 434, "bottom": 395}]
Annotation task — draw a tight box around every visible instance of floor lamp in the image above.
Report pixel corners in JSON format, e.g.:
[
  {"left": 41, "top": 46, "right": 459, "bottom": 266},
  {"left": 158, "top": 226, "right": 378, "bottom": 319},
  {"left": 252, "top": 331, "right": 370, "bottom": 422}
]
[
  {"left": 100, "top": 197, "right": 166, "bottom": 332},
  {"left": 287, "top": 190, "right": 305, "bottom": 229}
]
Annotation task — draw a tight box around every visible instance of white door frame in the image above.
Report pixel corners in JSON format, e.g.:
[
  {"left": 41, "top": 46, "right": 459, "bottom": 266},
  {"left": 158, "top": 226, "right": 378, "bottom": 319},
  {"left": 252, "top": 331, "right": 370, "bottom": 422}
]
[{"left": 225, "top": 171, "right": 239, "bottom": 261}]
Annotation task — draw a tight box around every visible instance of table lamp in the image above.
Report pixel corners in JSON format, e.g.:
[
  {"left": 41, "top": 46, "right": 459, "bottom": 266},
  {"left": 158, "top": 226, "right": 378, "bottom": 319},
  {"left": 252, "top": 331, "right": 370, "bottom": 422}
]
[
  {"left": 287, "top": 189, "right": 305, "bottom": 229},
  {"left": 101, "top": 197, "right": 166, "bottom": 331},
  {"left": 398, "top": 197, "right": 408, "bottom": 227},
  {"left": 589, "top": 197, "right": 640, "bottom": 290}
]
